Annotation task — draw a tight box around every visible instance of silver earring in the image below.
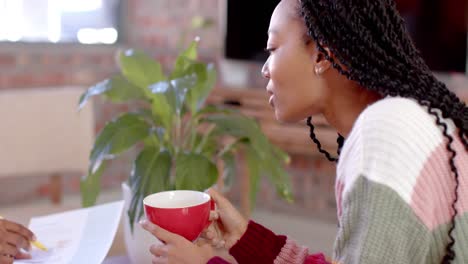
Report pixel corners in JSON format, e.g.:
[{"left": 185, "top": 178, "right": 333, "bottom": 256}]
[{"left": 315, "top": 67, "right": 322, "bottom": 75}]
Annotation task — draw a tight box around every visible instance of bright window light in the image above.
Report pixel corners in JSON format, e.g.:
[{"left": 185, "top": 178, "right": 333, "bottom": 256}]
[
  {"left": 0, "top": 0, "right": 119, "bottom": 44},
  {"left": 48, "top": 0, "right": 61, "bottom": 43},
  {"left": 77, "top": 28, "right": 99, "bottom": 44},
  {"left": 99, "top": 27, "right": 118, "bottom": 44},
  {"left": 0, "top": 0, "right": 24, "bottom": 41},
  {"left": 77, "top": 27, "right": 118, "bottom": 44},
  {"left": 61, "top": 0, "right": 102, "bottom": 12}
]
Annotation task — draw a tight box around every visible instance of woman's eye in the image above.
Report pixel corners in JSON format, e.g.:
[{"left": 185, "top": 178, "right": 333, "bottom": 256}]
[{"left": 265, "top": 47, "right": 276, "bottom": 55}]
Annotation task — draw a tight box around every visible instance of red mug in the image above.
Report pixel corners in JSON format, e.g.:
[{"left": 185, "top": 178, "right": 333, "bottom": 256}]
[{"left": 143, "top": 190, "right": 214, "bottom": 241}]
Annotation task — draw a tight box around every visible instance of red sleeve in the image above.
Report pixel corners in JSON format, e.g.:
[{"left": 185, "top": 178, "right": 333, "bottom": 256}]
[
  {"left": 224, "top": 221, "right": 331, "bottom": 264},
  {"left": 207, "top": 256, "right": 231, "bottom": 264},
  {"left": 228, "top": 221, "right": 287, "bottom": 264},
  {"left": 304, "top": 253, "right": 330, "bottom": 264},
  {"left": 206, "top": 254, "right": 330, "bottom": 264}
]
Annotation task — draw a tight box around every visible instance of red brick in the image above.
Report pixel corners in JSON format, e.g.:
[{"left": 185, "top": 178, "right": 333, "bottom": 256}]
[
  {"left": 39, "top": 54, "right": 53, "bottom": 65},
  {"left": 83, "top": 54, "right": 101, "bottom": 66},
  {"left": 290, "top": 154, "right": 312, "bottom": 170},
  {"left": 0, "top": 54, "right": 16, "bottom": 66},
  {"left": 5, "top": 73, "right": 34, "bottom": 88},
  {"left": 136, "top": 16, "right": 153, "bottom": 27},
  {"left": 57, "top": 54, "right": 73, "bottom": 65},
  {"left": 69, "top": 54, "right": 83, "bottom": 65},
  {"left": 0, "top": 75, "right": 6, "bottom": 89},
  {"left": 36, "top": 72, "right": 67, "bottom": 87}
]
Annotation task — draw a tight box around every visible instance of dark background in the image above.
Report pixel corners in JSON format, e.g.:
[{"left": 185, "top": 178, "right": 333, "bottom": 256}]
[{"left": 224, "top": 0, "right": 467, "bottom": 72}]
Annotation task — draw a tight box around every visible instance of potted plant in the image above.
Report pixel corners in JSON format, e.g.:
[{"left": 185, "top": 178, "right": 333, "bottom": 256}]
[{"left": 78, "top": 40, "right": 292, "bottom": 263}]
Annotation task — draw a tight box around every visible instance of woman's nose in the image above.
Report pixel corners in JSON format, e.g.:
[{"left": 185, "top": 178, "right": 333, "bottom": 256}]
[{"left": 261, "top": 63, "right": 270, "bottom": 79}]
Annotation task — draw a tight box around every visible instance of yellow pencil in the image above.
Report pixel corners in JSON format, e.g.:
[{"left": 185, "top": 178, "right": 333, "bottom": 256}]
[{"left": 0, "top": 215, "right": 48, "bottom": 251}]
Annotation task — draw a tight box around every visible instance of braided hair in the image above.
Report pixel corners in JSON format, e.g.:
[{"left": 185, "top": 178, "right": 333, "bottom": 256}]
[{"left": 297, "top": 0, "right": 468, "bottom": 262}]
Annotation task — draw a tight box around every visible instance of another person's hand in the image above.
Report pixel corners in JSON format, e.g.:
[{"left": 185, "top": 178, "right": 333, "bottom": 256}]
[
  {"left": 203, "top": 189, "right": 248, "bottom": 250},
  {"left": 0, "top": 219, "right": 34, "bottom": 264},
  {"left": 140, "top": 220, "right": 215, "bottom": 264}
]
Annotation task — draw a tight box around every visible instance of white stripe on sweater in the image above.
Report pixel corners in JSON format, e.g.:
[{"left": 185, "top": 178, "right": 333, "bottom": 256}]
[{"left": 337, "top": 97, "right": 457, "bottom": 204}]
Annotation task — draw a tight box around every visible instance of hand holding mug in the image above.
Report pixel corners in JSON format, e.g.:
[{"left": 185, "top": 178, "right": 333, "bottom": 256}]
[
  {"left": 140, "top": 220, "right": 214, "bottom": 264},
  {"left": 202, "top": 189, "right": 248, "bottom": 250},
  {"left": 141, "top": 190, "right": 222, "bottom": 263}
]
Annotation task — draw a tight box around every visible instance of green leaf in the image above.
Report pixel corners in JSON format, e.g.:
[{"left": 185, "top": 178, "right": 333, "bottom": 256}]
[
  {"left": 196, "top": 131, "right": 218, "bottom": 157},
  {"left": 78, "top": 79, "right": 109, "bottom": 110},
  {"left": 133, "top": 108, "right": 156, "bottom": 126},
  {"left": 143, "top": 128, "right": 164, "bottom": 149},
  {"left": 185, "top": 63, "right": 217, "bottom": 113},
  {"left": 220, "top": 151, "right": 236, "bottom": 192},
  {"left": 128, "top": 148, "right": 171, "bottom": 232},
  {"left": 171, "top": 40, "right": 198, "bottom": 79},
  {"left": 80, "top": 162, "right": 106, "bottom": 207},
  {"left": 182, "top": 40, "right": 198, "bottom": 60},
  {"left": 204, "top": 114, "right": 258, "bottom": 137},
  {"left": 217, "top": 137, "right": 248, "bottom": 157},
  {"left": 205, "top": 113, "right": 293, "bottom": 202},
  {"left": 195, "top": 125, "right": 216, "bottom": 153},
  {"left": 143, "top": 137, "right": 159, "bottom": 148},
  {"left": 271, "top": 144, "right": 291, "bottom": 164},
  {"left": 150, "top": 76, "right": 195, "bottom": 116},
  {"left": 90, "top": 113, "right": 151, "bottom": 173},
  {"left": 204, "top": 114, "right": 268, "bottom": 157},
  {"left": 170, "top": 76, "right": 196, "bottom": 115},
  {"left": 149, "top": 89, "right": 173, "bottom": 129},
  {"left": 245, "top": 146, "right": 261, "bottom": 206},
  {"left": 175, "top": 152, "right": 218, "bottom": 191},
  {"left": 195, "top": 105, "right": 239, "bottom": 118},
  {"left": 104, "top": 75, "right": 147, "bottom": 103},
  {"left": 78, "top": 75, "right": 146, "bottom": 110},
  {"left": 119, "top": 49, "right": 165, "bottom": 95},
  {"left": 191, "top": 16, "right": 215, "bottom": 29},
  {"left": 146, "top": 150, "right": 172, "bottom": 193},
  {"left": 262, "top": 159, "right": 294, "bottom": 203}
]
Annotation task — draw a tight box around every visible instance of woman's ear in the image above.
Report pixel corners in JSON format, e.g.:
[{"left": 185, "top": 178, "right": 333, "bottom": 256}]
[{"left": 314, "top": 46, "right": 332, "bottom": 75}]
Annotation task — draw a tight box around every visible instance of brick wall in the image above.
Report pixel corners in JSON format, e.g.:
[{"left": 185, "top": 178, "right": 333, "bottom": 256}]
[{"left": 0, "top": 0, "right": 466, "bottom": 221}]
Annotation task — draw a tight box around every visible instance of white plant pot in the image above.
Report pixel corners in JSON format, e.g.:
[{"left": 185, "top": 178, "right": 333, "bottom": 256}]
[{"left": 122, "top": 182, "right": 162, "bottom": 264}]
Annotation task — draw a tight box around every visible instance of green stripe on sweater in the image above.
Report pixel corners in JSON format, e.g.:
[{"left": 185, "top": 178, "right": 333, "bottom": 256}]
[{"left": 333, "top": 176, "right": 468, "bottom": 264}]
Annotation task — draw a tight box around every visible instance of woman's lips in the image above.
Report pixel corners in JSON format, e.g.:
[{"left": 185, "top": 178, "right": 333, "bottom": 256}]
[
  {"left": 269, "top": 94, "right": 275, "bottom": 107},
  {"left": 267, "top": 89, "right": 274, "bottom": 107}
]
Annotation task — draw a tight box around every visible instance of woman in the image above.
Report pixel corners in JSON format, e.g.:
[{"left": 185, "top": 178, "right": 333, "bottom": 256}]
[
  {"left": 141, "top": 0, "right": 468, "bottom": 263},
  {"left": 0, "top": 218, "right": 35, "bottom": 264}
]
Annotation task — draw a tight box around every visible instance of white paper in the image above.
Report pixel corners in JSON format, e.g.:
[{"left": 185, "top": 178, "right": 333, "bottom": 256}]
[{"left": 14, "top": 201, "right": 124, "bottom": 264}]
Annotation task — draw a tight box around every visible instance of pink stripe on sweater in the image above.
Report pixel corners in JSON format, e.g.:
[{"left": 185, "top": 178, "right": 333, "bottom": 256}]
[
  {"left": 274, "top": 238, "right": 309, "bottom": 264},
  {"left": 410, "top": 135, "right": 468, "bottom": 230}
]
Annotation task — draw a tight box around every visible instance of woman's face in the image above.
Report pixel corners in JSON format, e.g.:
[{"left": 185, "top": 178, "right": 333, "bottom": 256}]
[{"left": 262, "top": 0, "right": 330, "bottom": 123}]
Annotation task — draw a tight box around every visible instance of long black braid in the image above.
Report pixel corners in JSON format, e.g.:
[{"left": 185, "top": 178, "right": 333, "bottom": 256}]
[{"left": 297, "top": 0, "right": 467, "bottom": 262}]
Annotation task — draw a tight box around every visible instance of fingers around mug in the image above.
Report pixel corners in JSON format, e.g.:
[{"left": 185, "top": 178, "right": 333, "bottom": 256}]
[
  {"left": 149, "top": 244, "right": 168, "bottom": 258},
  {"left": 194, "top": 237, "right": 207, "bottom": 247},
  {"left": 209, "top": 211, "right": 219, "bottom": 222},
  {"left": 202, "top": 228, "right": 216, "bottom": 240},
  {"left": 140, "top": 220, "right": 180, "bottom": 244},
  {"left": 214, "top": 239, "right": 226, "bottom": 249},
  {"left": 207, "top": 189, "right": 228, "bottom": 207}
]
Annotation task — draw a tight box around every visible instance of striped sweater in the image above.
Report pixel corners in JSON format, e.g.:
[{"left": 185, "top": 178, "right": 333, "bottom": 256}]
[{"left": 208, "top": 97, "right": 468, "bottom": 264}]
